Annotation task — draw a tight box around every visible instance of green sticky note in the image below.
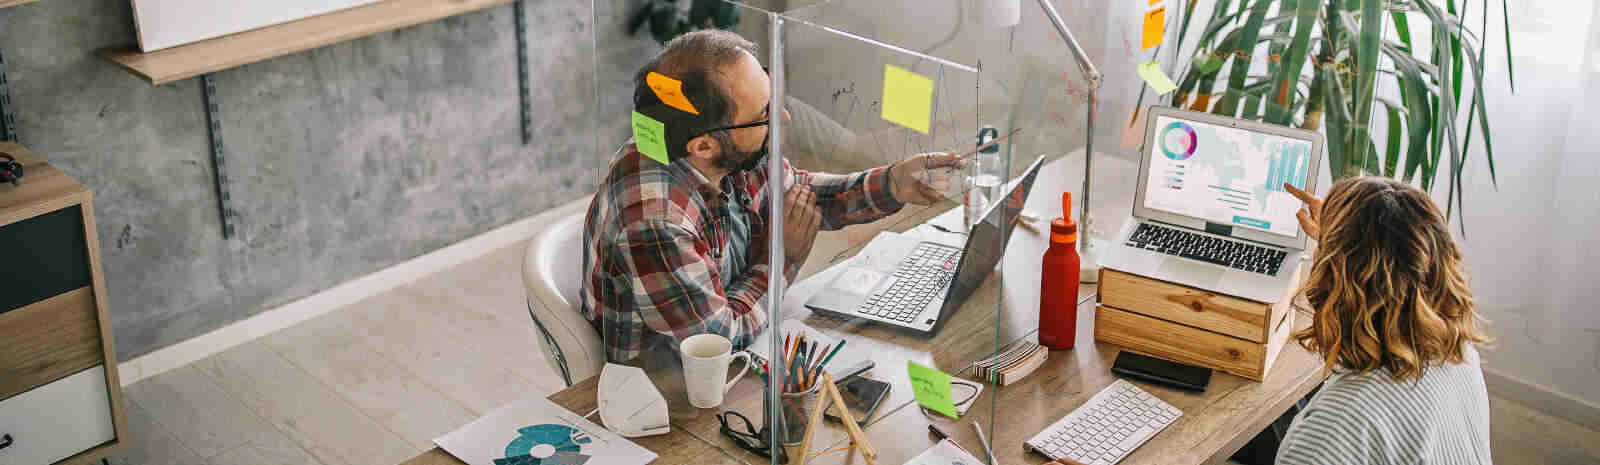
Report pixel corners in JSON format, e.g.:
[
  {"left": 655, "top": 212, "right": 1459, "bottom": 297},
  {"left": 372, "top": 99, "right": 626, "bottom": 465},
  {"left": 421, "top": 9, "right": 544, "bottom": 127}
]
[
  {"left": 1137, "top": 61, "right": 1179, "bottom": 95},
  {"left": 881, "top": 64, "right": 933, "bottom": 134},
  {"left": 907, "top": 361, "right": 958, "bottom": 419},
  {"left": 631, "top": 110, "right": 669, "bottom": 165}
]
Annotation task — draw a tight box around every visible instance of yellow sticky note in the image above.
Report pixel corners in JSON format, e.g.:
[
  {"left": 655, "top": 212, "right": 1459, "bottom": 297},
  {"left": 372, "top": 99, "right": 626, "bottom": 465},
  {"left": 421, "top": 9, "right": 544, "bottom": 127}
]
[
  {"left": 1142, "top": 6, "right": 1166, "bottom": 50},
  {"left": 631, "top": 111, "right": 669, "bottom": 165},
  {"left": 908, "top": 361, "right": 958, "bottom": 419},
  {"left": 646, "top": 72, "right": 699, "bottom": 115},
  {"left": 1138, "top": 61, "right": 1179, "bottom": 95},
  {"left": 881, "top": 64, "right": 934, "bottom": 134}
]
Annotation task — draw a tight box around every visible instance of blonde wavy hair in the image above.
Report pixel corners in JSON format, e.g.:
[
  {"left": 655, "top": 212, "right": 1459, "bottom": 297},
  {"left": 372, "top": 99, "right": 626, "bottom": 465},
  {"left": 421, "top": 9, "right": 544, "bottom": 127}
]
[{"left": 1294, "top": 177, "right": 1488, "bottom": 382}]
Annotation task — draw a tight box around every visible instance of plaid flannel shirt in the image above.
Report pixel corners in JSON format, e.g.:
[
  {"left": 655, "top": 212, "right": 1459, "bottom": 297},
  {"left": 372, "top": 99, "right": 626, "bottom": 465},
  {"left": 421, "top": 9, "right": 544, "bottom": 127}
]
[{"left": 579, "top": 145, "right": 902, "bottom": 362}]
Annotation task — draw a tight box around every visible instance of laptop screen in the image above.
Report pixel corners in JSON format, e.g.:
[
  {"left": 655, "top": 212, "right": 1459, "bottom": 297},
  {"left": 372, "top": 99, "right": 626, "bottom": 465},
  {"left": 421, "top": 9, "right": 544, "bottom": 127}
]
[
  {"left": 945, "top": 155, "right": 1046, "bottom": 307},
  {"left": 1142, "top": 115, "right": 1314, "bottom": 238}
]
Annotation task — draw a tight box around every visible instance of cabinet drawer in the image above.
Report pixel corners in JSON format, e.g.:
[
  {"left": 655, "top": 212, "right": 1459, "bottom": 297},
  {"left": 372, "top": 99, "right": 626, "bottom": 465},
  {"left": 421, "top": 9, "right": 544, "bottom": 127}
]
[
  {"left": 0, "top": 287, "right": 102, "bottom": 401},
  {"left": 0, "top": 366, "right": 116, "bottom": 465}
]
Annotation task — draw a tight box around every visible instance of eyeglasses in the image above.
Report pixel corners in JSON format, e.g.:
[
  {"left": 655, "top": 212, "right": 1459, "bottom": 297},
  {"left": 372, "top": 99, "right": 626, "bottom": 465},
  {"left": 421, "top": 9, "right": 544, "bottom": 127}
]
[
  {"left": 717, "top": 411, "right": 788, "bottom": 464},
  {"left": 696, "top": 119, "right": 771, "bottom": 139}
]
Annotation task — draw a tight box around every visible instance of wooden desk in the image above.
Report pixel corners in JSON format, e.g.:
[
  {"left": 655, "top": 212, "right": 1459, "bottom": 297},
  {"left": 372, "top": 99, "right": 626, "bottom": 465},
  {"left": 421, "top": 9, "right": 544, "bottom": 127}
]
[{"left": 400, "top": 152, "right": 1327, "bottom": 465}]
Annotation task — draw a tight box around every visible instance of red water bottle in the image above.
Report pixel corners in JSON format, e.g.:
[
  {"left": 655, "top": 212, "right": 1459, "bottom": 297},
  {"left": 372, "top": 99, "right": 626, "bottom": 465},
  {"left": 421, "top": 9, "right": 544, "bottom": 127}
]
[{"left": 1039, "top": 192, "right": 1081, "bottom": 350}]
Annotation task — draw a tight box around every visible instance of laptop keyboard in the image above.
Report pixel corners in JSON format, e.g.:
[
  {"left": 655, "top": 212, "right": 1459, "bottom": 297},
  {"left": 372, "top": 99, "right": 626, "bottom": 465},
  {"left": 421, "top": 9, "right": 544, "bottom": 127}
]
[
  {"left": 1127, "top": 223, "right": 1286, "bottom": 275},
  {"left": 858, "top": 242, "right": 960, "bottom": 324}
]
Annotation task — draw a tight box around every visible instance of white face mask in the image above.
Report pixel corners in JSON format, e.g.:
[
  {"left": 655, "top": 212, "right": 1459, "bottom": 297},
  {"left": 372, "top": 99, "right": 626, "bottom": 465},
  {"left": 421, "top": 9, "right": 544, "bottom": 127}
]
[{"left": 597, "top": 363, "right": 670, "bottom": 438}]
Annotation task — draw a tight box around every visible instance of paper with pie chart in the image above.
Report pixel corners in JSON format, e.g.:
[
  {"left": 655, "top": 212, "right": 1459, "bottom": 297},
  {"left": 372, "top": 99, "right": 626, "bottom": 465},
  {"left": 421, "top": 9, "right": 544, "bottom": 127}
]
[
  {"left": 1144, "top": 116, "right": 1313, "bottom": 238},
  {"left": 435, "top": 395, "right": 657, "bottom": 465}
]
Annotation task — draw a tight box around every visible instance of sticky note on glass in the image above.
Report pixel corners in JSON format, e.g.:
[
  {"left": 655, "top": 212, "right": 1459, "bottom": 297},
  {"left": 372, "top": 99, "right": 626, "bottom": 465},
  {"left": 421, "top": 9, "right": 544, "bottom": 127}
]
[
  {"left": 631, "top": 111, "right": 669, "bottom": 165},
  {"left": 908, "top": 361, "right": 958, "bottom": 419},
  {"left": 1138, "top": 61, "right": 1179, "bottom": 95},
  {"left": 1142, "top": 6, "right": 1166, "bottom": 50},
  {"left": 646, "top": 71, "right": 699, "bottom": 115},
  {"left": 881, "top": 64, "right": 934, "bottom": 134}
]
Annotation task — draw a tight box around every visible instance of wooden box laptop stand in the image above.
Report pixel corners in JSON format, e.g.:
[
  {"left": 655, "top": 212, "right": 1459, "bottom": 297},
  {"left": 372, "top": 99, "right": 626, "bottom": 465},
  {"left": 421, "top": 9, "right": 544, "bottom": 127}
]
[
  {"left": 1094, "top": 266, "right": 1302, "bottom": 382},
  {"left": 0, "top": 142, "right": 129, "bottom": 465}
]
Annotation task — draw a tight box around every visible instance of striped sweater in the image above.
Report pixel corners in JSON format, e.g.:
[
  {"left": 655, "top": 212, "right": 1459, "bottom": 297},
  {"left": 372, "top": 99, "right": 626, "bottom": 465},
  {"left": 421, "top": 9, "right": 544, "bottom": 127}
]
[{"left": 1277, "top": 345, "right": 1492, "bottom": 465}]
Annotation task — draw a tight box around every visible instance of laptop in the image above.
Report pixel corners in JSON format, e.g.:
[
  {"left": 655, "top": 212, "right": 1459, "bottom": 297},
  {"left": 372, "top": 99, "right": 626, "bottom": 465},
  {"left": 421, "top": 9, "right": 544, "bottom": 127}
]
[
  {"left": 1099, "top": 106, "right": 1325, "bottom": 303},
  {"left": 804, "top": 155, "right": 1048, "bottom": 336}
]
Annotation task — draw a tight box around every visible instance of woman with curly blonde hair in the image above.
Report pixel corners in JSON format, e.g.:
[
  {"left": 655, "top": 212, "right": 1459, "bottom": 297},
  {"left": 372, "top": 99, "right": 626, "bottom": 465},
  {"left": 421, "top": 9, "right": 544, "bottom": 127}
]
[{"left": 1275, "top": 177, "right": 1492, "bottom": 465}]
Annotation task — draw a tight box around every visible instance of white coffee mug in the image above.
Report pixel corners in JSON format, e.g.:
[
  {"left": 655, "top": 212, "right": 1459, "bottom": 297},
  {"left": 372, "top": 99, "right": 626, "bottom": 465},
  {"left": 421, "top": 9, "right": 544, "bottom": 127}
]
[{"left": 680, "top": 333, "right": 752, "bottom": 408}]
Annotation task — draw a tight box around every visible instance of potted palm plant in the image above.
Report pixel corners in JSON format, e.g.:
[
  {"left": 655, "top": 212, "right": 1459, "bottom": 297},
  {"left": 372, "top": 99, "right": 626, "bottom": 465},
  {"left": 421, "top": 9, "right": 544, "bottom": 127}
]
[{"left": 1140, "top": 0, "right": 1514, "bottom": 226}]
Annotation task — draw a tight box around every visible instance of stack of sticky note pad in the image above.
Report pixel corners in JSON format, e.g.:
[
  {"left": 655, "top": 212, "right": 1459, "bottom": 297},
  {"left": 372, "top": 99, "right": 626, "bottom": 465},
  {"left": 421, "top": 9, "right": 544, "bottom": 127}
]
[{"left": 968, "top": 341, "right": 1048, "bottom": 386}]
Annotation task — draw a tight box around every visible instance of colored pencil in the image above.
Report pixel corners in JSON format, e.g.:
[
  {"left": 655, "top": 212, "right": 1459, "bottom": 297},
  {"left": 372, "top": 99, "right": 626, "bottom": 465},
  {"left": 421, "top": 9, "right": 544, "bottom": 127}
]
[{"left": 817, "top": 340, "right": 847, "bottom": 373}]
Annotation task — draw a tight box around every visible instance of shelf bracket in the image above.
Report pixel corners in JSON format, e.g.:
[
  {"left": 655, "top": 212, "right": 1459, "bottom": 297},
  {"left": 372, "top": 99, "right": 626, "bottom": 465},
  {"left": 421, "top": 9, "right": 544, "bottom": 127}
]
[
  {"left": 513, "top": 0, "right": 532, "bottom": 145},
  {"left": 0, "top": 46, "right": 20, "bottom": 143},
  {"left": 200, "top": 74, "right": 237, "bottom": 239}
]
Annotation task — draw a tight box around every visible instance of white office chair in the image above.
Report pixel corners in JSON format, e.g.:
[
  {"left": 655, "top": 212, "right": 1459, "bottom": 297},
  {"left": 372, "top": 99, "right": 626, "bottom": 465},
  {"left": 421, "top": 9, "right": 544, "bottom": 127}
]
[{"left": 523, "top": 214, "right": 604, "bottom": 387}]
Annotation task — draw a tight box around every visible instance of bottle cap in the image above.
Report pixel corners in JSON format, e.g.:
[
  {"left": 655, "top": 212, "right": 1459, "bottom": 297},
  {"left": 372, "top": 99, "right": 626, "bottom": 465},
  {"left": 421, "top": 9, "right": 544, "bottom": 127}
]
[{"left": 1052, "top": 192, "right": 1077, "bottom": 242}]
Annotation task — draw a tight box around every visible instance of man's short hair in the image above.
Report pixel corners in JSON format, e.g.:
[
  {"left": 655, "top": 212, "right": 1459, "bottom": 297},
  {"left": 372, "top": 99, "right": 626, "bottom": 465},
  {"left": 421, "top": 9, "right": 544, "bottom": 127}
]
[{"left": 633, "top": 29, "right": 759, "bottom": 160}]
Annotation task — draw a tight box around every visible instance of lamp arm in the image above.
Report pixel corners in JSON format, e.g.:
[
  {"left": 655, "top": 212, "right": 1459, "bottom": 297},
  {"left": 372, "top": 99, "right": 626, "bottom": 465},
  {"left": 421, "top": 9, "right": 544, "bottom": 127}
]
[{"left": 1035, "top": 0, "right": 1103, "bottom": 262}]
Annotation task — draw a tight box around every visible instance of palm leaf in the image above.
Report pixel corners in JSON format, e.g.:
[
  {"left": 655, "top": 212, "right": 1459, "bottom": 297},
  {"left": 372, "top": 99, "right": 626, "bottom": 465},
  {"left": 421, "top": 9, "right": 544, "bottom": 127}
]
[
  {"left": 1501, "top": 0, "right": 1516, "bottom": 92},
  {"left": 1383, "top": 107, "right": 1403, "bottom": 177},
  {"left": 1347, "top": 0, "right": 1384, "bottom": 178},
  {"left": 1214, "top": 0, "right": 1276, "bottom": 116},
  {"left": 1265, "top": 0, "right": 1320, "bottom": 125}
]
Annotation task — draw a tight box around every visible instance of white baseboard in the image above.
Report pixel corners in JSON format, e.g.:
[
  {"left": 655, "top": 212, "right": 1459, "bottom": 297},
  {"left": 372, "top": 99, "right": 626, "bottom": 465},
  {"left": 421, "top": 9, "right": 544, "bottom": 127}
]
[
  {"left": 118, "top": 197, "right": 592, "bottom": 387},
  {"left": 1483, "top": 367, "right": 1600, "bottom": 432}
]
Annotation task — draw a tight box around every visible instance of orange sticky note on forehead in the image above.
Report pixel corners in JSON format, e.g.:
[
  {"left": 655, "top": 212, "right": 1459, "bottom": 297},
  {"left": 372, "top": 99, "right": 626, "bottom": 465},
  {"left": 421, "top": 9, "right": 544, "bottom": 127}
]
[{"left": 646, "top": 72, "right": 699, "bottom": 115}]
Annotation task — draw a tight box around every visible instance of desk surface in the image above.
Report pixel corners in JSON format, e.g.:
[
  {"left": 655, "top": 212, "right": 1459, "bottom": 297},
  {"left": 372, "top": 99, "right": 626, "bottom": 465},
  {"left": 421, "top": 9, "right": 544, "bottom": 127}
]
[{"left": 401, "top": 152, "right": 1327, "bottom": 465}]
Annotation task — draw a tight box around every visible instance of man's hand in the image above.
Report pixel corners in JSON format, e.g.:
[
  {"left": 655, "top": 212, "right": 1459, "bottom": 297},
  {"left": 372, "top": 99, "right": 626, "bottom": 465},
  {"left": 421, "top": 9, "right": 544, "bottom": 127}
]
[
  {"left": 1285, "top": 183, "right": 1322, "bottom": 239},
  {"left": 782, "top": 184, "right": 821, "bottom": 271},
  {"left": 889, "top": 152, "right": 966, "bottom": 206}
]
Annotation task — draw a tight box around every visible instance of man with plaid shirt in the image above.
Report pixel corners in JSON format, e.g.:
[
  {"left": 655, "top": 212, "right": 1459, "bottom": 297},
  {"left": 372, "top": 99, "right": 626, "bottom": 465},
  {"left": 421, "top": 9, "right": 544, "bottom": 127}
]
[{"left": 580, "top": 30, "right": 962, "bottom": 362}]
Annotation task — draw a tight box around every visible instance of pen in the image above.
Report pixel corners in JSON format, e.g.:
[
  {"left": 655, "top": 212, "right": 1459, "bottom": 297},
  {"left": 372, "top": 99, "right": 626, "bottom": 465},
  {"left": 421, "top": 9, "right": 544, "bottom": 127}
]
[
  {"left": 927, "top": 424, "right": 950, "bottom": 441},
  {"left": 804, "top": 343, "right": 821, "bottom": 387},
  {"left": 807, "top": 342, "right": 831, "bottom": 387},
  {"left": 972, "top": 422, "right": 996, "bottom": 465},
  {"left": 954, "top": 128, "right": 1022, "bottom": 161}
]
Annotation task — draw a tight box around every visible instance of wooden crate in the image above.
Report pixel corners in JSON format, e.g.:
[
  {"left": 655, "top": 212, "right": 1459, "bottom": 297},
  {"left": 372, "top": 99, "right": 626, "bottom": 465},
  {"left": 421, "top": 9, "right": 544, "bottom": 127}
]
[{"left": 1095, "top": 267, "right": 1302, "bottom": 381}]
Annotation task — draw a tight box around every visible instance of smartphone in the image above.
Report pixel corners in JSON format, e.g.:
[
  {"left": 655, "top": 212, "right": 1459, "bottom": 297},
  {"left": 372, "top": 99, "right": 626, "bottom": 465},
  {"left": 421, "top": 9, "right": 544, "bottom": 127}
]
[
  {"left": 1112, "top": 351, "right": 1212, "bottom": 392},
  {"left": 823, "top": 377, "right": 890, "bottom": 426}
]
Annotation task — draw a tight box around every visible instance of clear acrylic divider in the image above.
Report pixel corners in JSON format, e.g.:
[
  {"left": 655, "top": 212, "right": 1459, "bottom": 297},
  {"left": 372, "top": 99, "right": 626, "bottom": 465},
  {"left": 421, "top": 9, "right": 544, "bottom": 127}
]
[{"left": 591, "top": 1, "right": 1114, "bottom": 463}]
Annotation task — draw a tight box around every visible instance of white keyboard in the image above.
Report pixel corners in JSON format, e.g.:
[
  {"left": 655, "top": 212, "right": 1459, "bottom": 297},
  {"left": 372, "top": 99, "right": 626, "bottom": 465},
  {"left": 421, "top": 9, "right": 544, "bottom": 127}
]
[{"left": 1025, "top": 379, "right": 1182, "bottom": 465}]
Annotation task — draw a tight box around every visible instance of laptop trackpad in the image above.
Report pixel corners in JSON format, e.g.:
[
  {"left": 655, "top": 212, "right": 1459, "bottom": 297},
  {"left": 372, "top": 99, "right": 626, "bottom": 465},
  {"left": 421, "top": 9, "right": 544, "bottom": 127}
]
[
  {"left": 1158, "top": 258, "right": 1224, "bottom": 290},
  {"left": 831, "top": 267, "right": 887, "bottom": 296}
]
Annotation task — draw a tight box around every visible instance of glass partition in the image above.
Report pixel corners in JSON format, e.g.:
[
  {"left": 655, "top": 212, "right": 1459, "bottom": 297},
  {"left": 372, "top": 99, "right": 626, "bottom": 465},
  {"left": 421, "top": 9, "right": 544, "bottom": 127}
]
[{"left": 590, "top": 1, "right": 1112, "bottom": 463}]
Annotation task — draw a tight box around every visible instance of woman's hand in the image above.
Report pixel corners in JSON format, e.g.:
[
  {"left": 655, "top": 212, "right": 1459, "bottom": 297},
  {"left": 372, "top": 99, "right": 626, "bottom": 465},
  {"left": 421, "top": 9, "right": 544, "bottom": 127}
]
[{"left": 1285, "top": 183, "right": 1322, "bottom": 239}]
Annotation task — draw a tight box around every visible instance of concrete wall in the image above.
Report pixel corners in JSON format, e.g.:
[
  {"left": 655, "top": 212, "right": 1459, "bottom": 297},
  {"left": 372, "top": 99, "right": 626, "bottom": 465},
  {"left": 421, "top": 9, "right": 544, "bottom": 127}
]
[{"left": 0, "top": 0, "right": 661, "bottom": 360}]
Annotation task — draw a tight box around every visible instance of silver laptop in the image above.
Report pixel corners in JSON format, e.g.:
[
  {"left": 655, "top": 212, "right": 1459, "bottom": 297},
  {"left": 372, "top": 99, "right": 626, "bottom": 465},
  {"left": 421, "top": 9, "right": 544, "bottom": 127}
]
[
  {"left": 1099, "top": 107, "right": 1324, "bottom": 303},
  {"left": 804, "top": 155, "right": 1048, "bottom": 336}
]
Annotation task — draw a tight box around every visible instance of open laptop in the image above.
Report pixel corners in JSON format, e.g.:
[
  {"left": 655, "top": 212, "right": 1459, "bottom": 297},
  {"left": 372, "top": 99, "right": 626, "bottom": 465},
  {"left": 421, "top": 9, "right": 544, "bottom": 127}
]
[
  {"left": 1099, "top": 106, "right": 1325, "bottom": 303},
  {"left": 804, "top": 155, "right": 1047, "bottom": 336}
]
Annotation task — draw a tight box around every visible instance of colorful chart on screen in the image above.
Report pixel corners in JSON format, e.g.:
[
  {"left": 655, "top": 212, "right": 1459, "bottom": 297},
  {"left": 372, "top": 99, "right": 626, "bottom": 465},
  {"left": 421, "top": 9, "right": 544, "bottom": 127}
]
[
  {"left": 1143, "top": 116, "right": 1312, "bottom": 238},
  {"left": 1160, "top": 122, "right": 1198, "bottom": 160}
]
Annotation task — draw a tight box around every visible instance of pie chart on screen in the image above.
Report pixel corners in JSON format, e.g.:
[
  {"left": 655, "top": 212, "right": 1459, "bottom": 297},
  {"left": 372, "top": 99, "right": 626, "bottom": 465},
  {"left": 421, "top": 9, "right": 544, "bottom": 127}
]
[{"left": 1161, "top": 122, "right": 1197, "bottom": 160}]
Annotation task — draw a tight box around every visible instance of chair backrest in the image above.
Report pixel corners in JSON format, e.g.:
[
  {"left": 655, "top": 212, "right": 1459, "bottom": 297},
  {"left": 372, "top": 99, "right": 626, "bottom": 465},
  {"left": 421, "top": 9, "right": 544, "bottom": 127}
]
[{"left": 523, "top": 214, "right": 603, "bottom": 386}]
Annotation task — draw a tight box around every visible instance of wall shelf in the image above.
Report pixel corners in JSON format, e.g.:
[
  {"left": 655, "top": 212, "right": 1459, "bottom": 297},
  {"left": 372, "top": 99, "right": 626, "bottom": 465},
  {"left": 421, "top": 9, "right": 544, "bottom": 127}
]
[
  {"left": 100, "top": 0, "right": 512, "bottom": 85},
  {"left": 0, "top": 0, "right": 44, "bottom": 9}
]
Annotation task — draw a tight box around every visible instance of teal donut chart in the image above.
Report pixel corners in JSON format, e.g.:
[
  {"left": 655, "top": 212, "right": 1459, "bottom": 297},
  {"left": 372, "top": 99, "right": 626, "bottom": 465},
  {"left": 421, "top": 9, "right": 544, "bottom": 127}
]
[{"left": 1160, "top": 122, "right": 1197, "bottom": 160}]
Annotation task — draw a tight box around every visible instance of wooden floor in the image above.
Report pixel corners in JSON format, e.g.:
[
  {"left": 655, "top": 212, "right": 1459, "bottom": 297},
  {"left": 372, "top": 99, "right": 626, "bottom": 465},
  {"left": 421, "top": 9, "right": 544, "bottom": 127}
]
[{"left": 109, "top": 240, "right": 1600, "bottom": 465}]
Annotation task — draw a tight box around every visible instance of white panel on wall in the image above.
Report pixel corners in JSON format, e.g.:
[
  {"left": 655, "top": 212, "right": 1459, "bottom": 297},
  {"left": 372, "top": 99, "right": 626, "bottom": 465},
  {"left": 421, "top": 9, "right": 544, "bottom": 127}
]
[{"left": 131, "top": 0, "right": 385, "bottom": 52}]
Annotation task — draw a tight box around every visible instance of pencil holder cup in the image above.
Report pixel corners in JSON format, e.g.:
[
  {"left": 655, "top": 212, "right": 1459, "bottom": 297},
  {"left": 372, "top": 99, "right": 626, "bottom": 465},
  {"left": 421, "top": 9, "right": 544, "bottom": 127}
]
[{"left": 764, "top": 382, "right": 824, "bottom": 445}]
